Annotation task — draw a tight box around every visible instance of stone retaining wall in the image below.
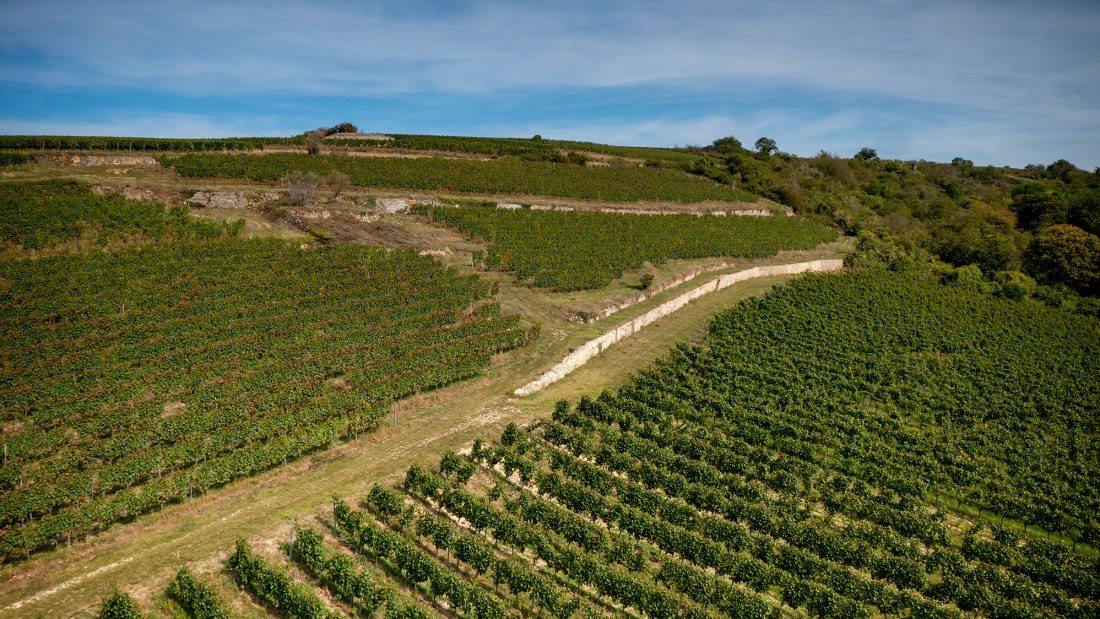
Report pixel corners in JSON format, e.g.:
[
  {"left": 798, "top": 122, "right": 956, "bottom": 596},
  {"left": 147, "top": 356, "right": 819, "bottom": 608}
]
[
  {"left": 185, "top": 191, "right": 279, "bottom": 209},
  {"left": 564, "top": 261, "right": 736, "bottom": 323},
  {"left": 514, "top": 259, "right": 844, "bottom": 396},
  {"left": 38, "top": 153, "right": 157, "bottom": 166}
]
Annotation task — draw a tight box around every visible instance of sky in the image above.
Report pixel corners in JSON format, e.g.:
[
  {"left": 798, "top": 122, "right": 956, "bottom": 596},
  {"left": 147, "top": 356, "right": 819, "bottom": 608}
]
[{"left": 2, "top": 0, "right": 1099, "bottom": 169}]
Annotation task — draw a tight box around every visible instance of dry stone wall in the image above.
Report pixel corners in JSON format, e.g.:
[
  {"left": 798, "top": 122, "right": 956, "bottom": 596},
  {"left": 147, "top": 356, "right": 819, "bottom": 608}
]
[
  {"left": 514, "top": 259, "right": 843, "bottom": 396},
  {"left": 375, "top": 198, "right": 410, "bottom": 213},
  {"left": 92, "top": 185, "right": 160, "bottom": 202},
  {"left": 565, "top": 261, "right": 737, "bottom": 323},
  {"left": 38, "top": 153, "right": 157, "bottom": 167},
  {"left": 185, "top": 191, "right": 279, "bottom": 209}
]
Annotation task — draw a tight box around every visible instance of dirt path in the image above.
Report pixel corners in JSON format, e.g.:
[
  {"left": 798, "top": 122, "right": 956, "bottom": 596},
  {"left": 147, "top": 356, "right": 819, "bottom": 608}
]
[{"left": 0, "top": 557, "right": 134, "bottom": 613}]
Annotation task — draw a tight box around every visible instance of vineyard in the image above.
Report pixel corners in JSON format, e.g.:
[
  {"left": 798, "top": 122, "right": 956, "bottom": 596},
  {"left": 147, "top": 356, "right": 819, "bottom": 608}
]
[
  {"left": 0, "top": 180, "right": 243, "bottom": 253},
  {"left": 0, "top": 135, "right": 278, "bottom": 152},
  {"left": 165, "top": 269, "right": 1098, "bottom": 619},
  {"left": 5, "top": 127, "right": 1097, "bottom": 618},
  {"left": 0, "top": 239, "right": 529, "bottom": 562},
  {"left": 327, "top": 134, "right": 703, "bottom": 166},
  {"left": 126, "top": 271, "right": 1091, "bottom": 619},
  {"left": 414, "top": 204, "right": 837, "bottom": 290},
  {"left": 158, "top": 153, "right": 758, "bottom": 203},
  {"left": 0, "top": 133, "right": 701, "bottom": 167}
]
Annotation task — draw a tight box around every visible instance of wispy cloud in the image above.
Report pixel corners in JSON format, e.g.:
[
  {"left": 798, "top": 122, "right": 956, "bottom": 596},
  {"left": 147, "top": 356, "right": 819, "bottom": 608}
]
[
  {"left": 1, "top": 0, "right": 1097, "bottom": 166},
  {"left": 0, "top": 113, "right": 275, "bottom": 140}
]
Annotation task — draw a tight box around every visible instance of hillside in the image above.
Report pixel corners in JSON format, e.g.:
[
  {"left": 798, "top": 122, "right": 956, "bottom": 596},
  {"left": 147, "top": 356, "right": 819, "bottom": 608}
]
[{"left": 0, "top": 133, "right": 1096, "bottom": 617}]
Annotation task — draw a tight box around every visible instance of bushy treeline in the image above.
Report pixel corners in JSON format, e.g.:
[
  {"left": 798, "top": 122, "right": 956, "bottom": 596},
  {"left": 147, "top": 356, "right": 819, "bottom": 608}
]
[{"left": 693, "top": 138, "right": 1100, "bottom": 297}]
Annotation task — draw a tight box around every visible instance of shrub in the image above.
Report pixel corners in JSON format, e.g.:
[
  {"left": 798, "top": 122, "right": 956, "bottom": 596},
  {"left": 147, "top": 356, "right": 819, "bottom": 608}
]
[
  {"left": 944, "top": 264, "right": 984, "bottom": 288},
  {"left": 993, "top": 270, "right": 1037, "bottom": 300},
  {"left": 640, "top": 264, "right": 656, "bottom": 290},
  {"left": 97, "top": 590, "right": 142, "bottom": 619},
  {"left": 326, "top": 171, "right": 351, "bottom": 199},
  {"left": 282, "top": 171, "right": 321, "bottom": 206}
]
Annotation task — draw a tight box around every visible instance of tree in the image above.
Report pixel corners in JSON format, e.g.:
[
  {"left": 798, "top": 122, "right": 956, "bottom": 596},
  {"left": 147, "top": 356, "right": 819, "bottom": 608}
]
[
  {"left": 754, "top": 137, "right": 778, "bottom": 155},
  {"left": 1024, "top": 224, "right": 1100, "bottom": 295},
  {"left": 854, "top": 147, "right": 879, "bottom": 161},
  {"left": 1045, "top": 159, "right": 1078, "bottom": 182},
  {"left": 326, "top": 171, "right": 351, "bottom": 199},
  {"left": 1011, "top": 191, "right": 1066, "bottom": 231},
  {"left": 710, "top": 136, "right": 743, "bottom": 155},
  {"left": 931, "top": 201, "right": 1023, "bottom": 273},
  {"left": 330, "top": 122, "right": 358, "bottom": 135}
]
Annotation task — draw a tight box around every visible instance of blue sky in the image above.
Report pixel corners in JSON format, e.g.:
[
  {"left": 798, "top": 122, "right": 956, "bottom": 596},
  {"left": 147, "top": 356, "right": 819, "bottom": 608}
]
[{"left": 2, "top": 0, "right": 1098, "bottom": 168}]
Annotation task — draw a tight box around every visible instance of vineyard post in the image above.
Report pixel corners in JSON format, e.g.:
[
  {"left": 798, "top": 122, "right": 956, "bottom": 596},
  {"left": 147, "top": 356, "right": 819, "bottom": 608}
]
[
  {"left": 2, "top": 443, "right": 5, "bottom": 465},
  {"left": 289, "top": 519, "right": 296, "bottom": 562},
  {"left": 392, "top": 401, "right": 398, "bottom": 426}
]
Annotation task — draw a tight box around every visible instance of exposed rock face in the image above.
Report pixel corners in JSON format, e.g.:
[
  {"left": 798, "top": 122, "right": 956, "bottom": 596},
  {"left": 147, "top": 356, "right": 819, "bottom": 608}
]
[
  {"left": 185, "top": 191, "right": 279, "bottom": 209},
  {"left": 92, "top": 185, "right": 160, "bottom": 202},
  {"left": 297, "top": 209, "right": 332, "bottom": 220},
  {"left": 496, "top": 203, "right": 523, "bottom": 210},
  {"left": 375, "top": 198, "right": 409, "bottom": 213}
]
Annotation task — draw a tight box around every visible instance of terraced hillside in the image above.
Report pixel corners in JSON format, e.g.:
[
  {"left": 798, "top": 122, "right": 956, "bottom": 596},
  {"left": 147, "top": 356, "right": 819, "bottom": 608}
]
[
  {"left": 5, "top": 132, "right": 1095, "bottom": 619},
  {"left": 158, "top": 153, "right": 757, "bottom": 203}
]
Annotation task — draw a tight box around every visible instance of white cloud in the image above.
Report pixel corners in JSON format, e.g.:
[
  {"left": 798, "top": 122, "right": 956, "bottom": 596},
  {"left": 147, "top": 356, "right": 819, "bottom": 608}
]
[
  {"left": 0, "top": 112, "right": 277, "bottom": 139},
  {"left": 4, "top": 1, "right": 1096, "bottom": 106},
  {"left": 1, "top": 0, "right": 1097, "bottom": 166}
]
